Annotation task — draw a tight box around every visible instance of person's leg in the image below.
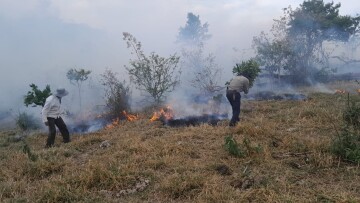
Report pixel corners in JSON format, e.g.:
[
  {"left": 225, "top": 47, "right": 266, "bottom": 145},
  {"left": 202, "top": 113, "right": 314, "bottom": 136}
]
[
  {"left": 54, "top": 117, "right": 70, "bottom": 143},
  {"left": 46, "top": 117, "right": 56, "bottom": 148},
  {"left": 227, "top": 91, "right": 237, "bottom": 126},
  {"left": 231, "top": 93, "right": 241, "bottom": 125},
  {"left": 235, "top": 94, "right": 241, "bottom": 122},
  {"left": 226, "top": 91, "right": 234, "bottom": 107}
]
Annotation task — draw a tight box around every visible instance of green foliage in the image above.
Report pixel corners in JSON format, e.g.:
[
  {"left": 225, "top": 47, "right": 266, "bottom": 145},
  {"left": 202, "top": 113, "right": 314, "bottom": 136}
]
[
  {"left": 15, "top": 112, "right": 40, "bottom": 131},
  {"left": 224, "top": 136, "right": 263, "bottom": 158},
  {"left": 253, "top": 0, "right": 360, "bottom": 84},
  {"left": 24, "top": 84, "right": 51, "bottom": 107},
  {"left": 66, "top": 68, "right": 91, "bottom": 85},
  {"left": 289, "top": 0, "right": 359, "bottom": 41},
  {"left": 253, "top": 33, "right": 292, "bottom": 77},
  {"left": 343, "top": 100, "right": 360, "bottom": 131},
  {"left": 331, "top": 95, "right": 360, "bottom": 164},
  {"left": 332, "top": 128, "right": 360, "bottom": 164},
  {"left": 177, "top": 12, "right": 211, "bottom": 46},
  {"left": 100, "top": 69, "right": 131, "bottom": 119},
  {"left": 232, "top": 59, "right": 261, "bottom": 87},
  {"left": 123, "top": 32, "right": 181, "bottom": 103},
  {"left": 224, "top": 136, "right": 245, "bottom": 157}
]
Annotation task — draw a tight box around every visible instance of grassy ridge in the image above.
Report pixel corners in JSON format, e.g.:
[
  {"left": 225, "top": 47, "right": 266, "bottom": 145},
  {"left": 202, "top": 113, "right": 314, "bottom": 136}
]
[{"left": 1, "top": 91, "right": 360, "bottom": 202}]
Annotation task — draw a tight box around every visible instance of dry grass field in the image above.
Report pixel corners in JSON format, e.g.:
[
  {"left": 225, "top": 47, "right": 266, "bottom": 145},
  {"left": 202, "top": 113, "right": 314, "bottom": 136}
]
[{"left": 1, "top": 82, "right": 360, "bottom": 202}]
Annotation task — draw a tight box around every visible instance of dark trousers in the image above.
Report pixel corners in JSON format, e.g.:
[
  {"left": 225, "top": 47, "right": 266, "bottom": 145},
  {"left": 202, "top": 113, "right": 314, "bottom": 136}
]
[
  {"left": 226, "top": 90, "right": 241, "bottom": 126},
  {"left": 46, "top": 117, "right": 70, "bottom": 147}
]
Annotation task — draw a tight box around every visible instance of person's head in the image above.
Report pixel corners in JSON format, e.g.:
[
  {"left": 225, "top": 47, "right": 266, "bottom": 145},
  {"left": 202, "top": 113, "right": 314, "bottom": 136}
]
[{"left": 54, "top": 88, "right": 69, "bottom": 98}]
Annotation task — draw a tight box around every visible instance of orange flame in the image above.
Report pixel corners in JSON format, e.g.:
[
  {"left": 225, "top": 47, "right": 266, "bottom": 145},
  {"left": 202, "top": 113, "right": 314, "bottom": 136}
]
[
  {"left": 335, "top": 89, "right": 347, "bottom": 94},
  {"left": 122, "top": 111, "right": 139, "bottom": 121},
  {"left": 150, "top": 106, "right": 174, "bottom": 122},
  {"left": 105, "top": 118, "right": 119, "bottom": 129},
  {"left": 105, "top": 111, "right": 139, "bottom": 129}
]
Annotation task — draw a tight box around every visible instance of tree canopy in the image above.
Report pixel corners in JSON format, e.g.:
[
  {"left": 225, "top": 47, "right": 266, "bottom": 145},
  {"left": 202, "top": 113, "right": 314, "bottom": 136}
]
[
  {"left": 66, "top": 68, "right": 91, "bottom": 111},
  {"left": 177, "top": 12, "right": 211, "bottom": 46},
  {"left": 253, "top": 0, "right": 360, "bottom": 84},
  {"left": 123, "top": 32, "right": 181, "bottom": 103},
  {"left": 24, "top": 84, "right": 51, "bottom": 107}
]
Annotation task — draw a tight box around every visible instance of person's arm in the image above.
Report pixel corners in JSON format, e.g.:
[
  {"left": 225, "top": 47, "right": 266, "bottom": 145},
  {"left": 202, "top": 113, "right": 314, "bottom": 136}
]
[{"left": 243, "top": 79, "right": 249, "bottom": 94}]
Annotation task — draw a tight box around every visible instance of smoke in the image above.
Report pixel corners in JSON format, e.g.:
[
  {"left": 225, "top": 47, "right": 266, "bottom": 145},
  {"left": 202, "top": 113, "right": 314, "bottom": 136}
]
[{"left": 1, "top": 0, "right": 359, "bottom": 130}]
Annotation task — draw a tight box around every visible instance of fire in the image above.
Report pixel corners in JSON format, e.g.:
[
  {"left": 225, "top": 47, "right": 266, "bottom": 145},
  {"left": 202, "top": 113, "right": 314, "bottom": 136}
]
[
  {"left": 105, "top": 111, "right": 138, "bottom": 129},
  {"left": 335, "top": 89, "right": 347, "bottom": 94},
  {"left": 122, "top": 110, "right": 139, "bottom": 121},
  {"left": 105, "top": 118, "right": 119, "bottom": 129},
  {"left": 150, "top": 106, "right": 174, "bottom": 122}
]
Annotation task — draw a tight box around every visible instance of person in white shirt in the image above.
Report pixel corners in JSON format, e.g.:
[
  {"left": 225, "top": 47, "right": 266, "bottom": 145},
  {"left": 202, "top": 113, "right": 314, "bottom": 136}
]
[
  {"left": 226, "top": 74, "right": 249, "bottom": 126},
  {"left": 42, "top": 88, "right": 70, "bottom": 148}
]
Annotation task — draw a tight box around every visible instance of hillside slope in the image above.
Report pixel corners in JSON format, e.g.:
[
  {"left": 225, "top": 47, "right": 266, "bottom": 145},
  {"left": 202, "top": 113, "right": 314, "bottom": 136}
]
[{"left": 1, "top": 91, "right": 360, "bottom": 202}]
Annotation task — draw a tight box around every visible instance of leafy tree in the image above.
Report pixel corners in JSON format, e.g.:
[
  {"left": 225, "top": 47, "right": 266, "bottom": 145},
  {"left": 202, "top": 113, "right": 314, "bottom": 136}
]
[
  {"left": 66, "top": 68, "right": 91, "bottom": 110},
  {"left": 253, "top": 31, "right": 292, "bottom": 79},
  {"left": 177, "top": 12, "right": 211, "bottom": 46},
  {"left": 24, "top": 84, "right": 51, "bottom": 107},
  {"left": 100, "top": 69, "right": 131, "bottom": 119},
  {"left": 232, "top": 59, "right": 261, "bottom": 88},
  {"left": 253, "top": 0, "right": 360, "bottom": 84},
  {"left": 123, "top": 32, "right": 181, "bottom": 103},
  {"left": 177, "top": 12, "right": 222, "bottom": 96}
]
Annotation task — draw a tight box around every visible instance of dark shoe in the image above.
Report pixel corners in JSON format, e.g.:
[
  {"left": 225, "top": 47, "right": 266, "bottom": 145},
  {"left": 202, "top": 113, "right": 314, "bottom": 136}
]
[{"left": 44, "top": 144, "right": 53, "bottom": 149}]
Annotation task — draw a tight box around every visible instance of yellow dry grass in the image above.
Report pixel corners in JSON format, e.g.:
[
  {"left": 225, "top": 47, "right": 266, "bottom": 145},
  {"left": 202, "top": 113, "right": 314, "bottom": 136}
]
[{"left": 1, "top": 88, "right": 360, "bottom": 202}]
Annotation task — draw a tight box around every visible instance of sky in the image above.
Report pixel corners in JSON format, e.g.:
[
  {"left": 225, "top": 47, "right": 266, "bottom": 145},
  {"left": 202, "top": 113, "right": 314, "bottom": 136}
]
[{"left": 0, "top": 0, "right": 359, "bottom": 113}]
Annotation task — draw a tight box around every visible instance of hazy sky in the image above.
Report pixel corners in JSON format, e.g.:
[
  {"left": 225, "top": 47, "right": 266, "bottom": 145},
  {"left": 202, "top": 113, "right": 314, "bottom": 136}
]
[{"left": 1, "top": 0, "right": 359, "bottom": 110}]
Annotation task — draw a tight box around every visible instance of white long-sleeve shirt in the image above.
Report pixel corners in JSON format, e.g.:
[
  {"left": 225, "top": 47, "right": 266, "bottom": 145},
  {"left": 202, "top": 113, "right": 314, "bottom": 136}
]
[
  {"left": 41, "top": 95, "right": 63, "bottom": 123},
  {"left": 227, "top": 75, "right": 249, "bottom": 94}
]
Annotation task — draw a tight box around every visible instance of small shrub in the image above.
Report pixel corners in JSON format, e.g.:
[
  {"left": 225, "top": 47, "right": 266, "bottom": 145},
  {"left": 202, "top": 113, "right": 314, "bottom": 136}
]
[
  {"left": 224, "top": 136, "right": 245, "bottom": 157},
  {"left": 343, "top": 100, "right": 360, "bottom": 131},
  {"left": 100, "top": 69, "right": 131, "bottom": 119},
  {"left": 15, "top": 112, "right": 40, "bottom": 131},
  {"left": 224, "top": 136, "right": 263, "bottom": 158},
  {"left": 331, "top": 96, "right": 360, "bottom": 164},
  {"left": 332, "top": 128, "right": 360, "bottom": 164}
]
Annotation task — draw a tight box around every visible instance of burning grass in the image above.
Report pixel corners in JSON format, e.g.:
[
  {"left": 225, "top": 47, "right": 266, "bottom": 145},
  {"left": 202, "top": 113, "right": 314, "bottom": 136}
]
[{"left": 1, "top": 89, "right": 360, "bottom": 202}]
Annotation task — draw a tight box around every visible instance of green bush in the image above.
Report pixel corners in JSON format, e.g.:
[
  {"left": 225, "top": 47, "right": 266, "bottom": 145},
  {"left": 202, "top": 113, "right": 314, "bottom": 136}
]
[
  {"left": 331, "top": 96, "right": 360, "bottom": 164},
  {"left": 332, "top": 128, "right": 360, "bottom": 164},
  {"left": 224, "top": 136, "right": 263, "bottom": 158},
  {"left": 224, "top": 136, "right": 245, "bottom": 157},
  {"left": 100, "top": 69, "right": 131, "bottom": 119},
  {"left": 343, "top": 101, "right": 360, "bottom": 131}
]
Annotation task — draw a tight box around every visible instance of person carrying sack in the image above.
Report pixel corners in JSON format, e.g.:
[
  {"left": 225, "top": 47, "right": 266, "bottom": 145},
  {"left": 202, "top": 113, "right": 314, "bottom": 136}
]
[{"left": 226, "top": 74, "right": 249, "bottom": 126}]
